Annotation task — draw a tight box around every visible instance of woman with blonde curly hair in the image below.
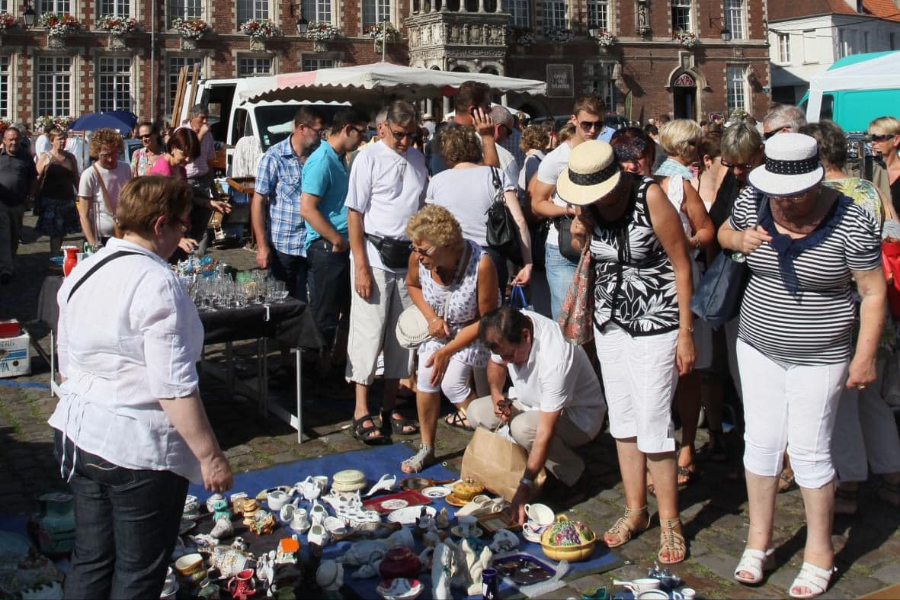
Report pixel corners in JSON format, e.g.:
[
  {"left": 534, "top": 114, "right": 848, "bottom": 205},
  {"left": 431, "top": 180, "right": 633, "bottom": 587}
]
[
  {"left": 77, "top": 128, "right": 132, "bottom": 247},
  {"left": 400, "top": 204, "right": 500, "bottom": 472}
]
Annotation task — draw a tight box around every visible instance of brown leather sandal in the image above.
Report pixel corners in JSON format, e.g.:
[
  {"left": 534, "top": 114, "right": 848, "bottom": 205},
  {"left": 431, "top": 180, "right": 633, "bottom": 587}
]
[
  {"left": 603, "top": 506, "right": 649, "bottom": 548},
  {"left": 658, "top": 517, "right": 687, "bottom": 565}
]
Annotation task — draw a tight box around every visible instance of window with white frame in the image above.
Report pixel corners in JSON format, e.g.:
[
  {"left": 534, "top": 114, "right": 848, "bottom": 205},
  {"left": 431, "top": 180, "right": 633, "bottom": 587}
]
[
  {"left": 545, "top": 0, "right": 567, "bottom": 29},
  {"left": 362, "top": 0, "right": 390, "bottom": 28},
  {"left": 803, "top": 29, "right": 817, "bottom": 63},
  {"left": 167, "top": 56, "right": 202, "bottom": 113},
  {"left": 99, "top": 0, "right": 130, "bottom": 17},
  {"left": 777, "top": 33, "right": 791, "bottom": 64},
  {"left": 237, "top": 0, "right": 269, "bottom": 25},
  {"left": 671, "top": 0, "right": 691, "bottom": 32},
  {"left": 36, "top": 56, "right": 71, "bottom": 117},
  {"left": 584, "top": 62, "right": 615, "bottom": 110},
  {"left": 726, "top": 65, "right": 746, "bottom": 114},
  {"left": 587, "top": 0, "right": 608, "bottom": 31},
  {"left": 301, "top": 0, "right": 331, "bottom": 23},
  {"left": 238, "top": 57, "right": 272, "bottom": 77},
  {"left": 0, "top": 0, "right": 9, "bottom": 10},
  {"left": 97, "top": 57, "right": 132, "bottom": 112},
  {"left": 39, "top": 0, "right": 71, "bottom": 13},
  {"left": 167, "top": 0, "right": 202, "bottom": 27},
  {"left": 302, "top": 58, "right": 335, "bottom": 71},
  {"left": 507, "top": 0, "right": 529, "bottom": 27},
  {"left": 724, "top": 0, "right": 745, "bottom": 40},
  {"left": 0, "top": 56, "right": 9, "bottom": 120}
]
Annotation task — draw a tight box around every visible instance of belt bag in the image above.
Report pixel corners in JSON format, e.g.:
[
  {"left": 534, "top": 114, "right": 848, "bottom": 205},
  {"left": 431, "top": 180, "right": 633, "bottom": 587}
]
[
  {"left": 366, "top": 234, "right": 412, "bottom": 269},
  {"left": 554, "top": 216, "right": 582, "bottom": 263}
]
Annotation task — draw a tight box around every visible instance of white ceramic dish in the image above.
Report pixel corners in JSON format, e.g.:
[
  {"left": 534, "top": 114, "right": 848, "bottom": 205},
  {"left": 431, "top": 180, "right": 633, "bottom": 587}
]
[
  {"left": 386, "top": 506, "right": 436, "bottom": 525},
  {"left": 380, "top": 499, "right": 409, "bottom": 510},
  {"left": 522, "top": 525, "right": 543, "bottom": 544},
  {"left": 376, "top": 578, "right": 424, "bottom": 600},
  {"left": 421, "top": 486, "right": 451, "bottom": 498}
]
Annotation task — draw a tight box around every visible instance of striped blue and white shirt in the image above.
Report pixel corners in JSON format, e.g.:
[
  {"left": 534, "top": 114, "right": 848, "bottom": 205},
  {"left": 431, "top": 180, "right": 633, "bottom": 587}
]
[{"left": 255, "top": 137, "right": 307, "bottom": 257}]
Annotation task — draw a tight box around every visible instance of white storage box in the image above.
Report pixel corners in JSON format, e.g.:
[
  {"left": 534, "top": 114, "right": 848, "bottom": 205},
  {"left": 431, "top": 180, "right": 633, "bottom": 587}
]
[{"left": 0, "top": 331, "right": 30, "bottom": 378}]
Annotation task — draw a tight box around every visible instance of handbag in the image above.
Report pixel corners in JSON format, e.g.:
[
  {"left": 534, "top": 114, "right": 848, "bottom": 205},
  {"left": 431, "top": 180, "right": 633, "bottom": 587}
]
[
  {"left": 460, "top": 426, "right": 546, "bottom": 502},
  {"left": 691, "top": 197, "right": 768, "bottom": 328},
  {"left": 366, "top": 233, "right": 413, "bottom": 269},
  {"left": 557, "top": 236, "right": 594, "bottom": 345},
  {"left": 395, "top": 291, "right": 453, "bottom": 350},
  {"left": 555, "top": 216, "right": 582, "bottom": 263},
  {"left": 91, "top": 164, "right": 123, "bottom": 239},
  {"left": 485, "top": 167, "right": 523, "bottom": 264}
]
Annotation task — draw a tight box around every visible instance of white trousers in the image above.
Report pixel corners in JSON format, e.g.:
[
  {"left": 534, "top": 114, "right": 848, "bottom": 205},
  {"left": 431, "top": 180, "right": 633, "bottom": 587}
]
[
  {"left": 594, "top": 324, "right": 678, "bottom": 454},
  {"left": 737, "top": 339, "right": 848, "bottom": 489},
  {"left": 832, "top": 356, "right": 900, "bottom": 482},
  {"left": 416, "top": 350, "right": 475, "bottom": 405},
  {"left": 345, "top": 267, "right": 414, "bottom": 385}
]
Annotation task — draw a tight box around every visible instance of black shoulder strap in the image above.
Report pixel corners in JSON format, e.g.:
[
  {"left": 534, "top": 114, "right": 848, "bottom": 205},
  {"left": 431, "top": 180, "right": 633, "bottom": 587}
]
[
  {"left": 490, "top": 166, "right": 502, "bottom": 194},
  {"left": 67, "top": 251, "right": 142, "bottom": 303}
]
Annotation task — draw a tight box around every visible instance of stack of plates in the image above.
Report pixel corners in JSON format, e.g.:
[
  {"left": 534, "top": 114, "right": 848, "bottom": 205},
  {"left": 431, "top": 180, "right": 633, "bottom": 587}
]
[{"left": 332, "top": 469, "right": 367, "bottom": 492}]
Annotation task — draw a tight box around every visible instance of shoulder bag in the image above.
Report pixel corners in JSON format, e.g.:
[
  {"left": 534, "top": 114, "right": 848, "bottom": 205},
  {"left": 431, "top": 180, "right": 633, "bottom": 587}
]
[
  {"left": 485, "top": 166, "right": 523, "bottom": 264},
  {"left": 396, "top": 291, "right": 453, "bottom": 350},
  {"left": 690, "top": 196, "right": 767, "bottom": 328},
  {"left": 554, "top": 215, "right": 582, "bottom": 262},
  {"left": 557, "top": 233, "right": 594, "bottom": 345},
  {"left": 91, "top": 163, "right": 123, "bottom": 239}
]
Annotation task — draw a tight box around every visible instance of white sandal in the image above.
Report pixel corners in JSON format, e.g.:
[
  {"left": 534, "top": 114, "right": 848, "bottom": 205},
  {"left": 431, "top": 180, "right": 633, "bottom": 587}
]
[
  {"left": 734, "top": 547, "right": 775, "bottom": 585},
  {"left": 788, "top": 562, "right": 835, "bottom": 599}
]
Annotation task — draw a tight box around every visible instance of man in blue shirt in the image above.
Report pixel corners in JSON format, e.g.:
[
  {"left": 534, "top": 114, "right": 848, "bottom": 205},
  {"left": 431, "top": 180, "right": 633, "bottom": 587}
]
[
  {"left": 300, "top": 107, "right": 369, "bottom": 382},
  {"left": 251, "top": 106, "right": 327, "bottom": 302}
]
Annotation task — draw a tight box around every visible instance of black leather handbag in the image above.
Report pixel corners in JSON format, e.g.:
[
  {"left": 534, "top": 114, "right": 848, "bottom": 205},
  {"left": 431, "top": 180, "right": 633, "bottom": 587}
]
[
  {"left": 365, "top": 234, "right": 413, "bottom": 269},
  {"left": 485, "top": 167, "right": 523, "bottom": 264}
]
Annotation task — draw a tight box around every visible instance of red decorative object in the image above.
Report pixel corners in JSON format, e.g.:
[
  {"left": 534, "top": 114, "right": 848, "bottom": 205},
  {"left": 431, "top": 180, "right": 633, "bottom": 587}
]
[
  {"left": 361, "top": 489, "right": 431, "bottom": 514},
  {"left": 378, "top": 547, "right": 422, "bottom": 581},
  {"left": 63, "top": 247, "right": 78, "bottom": 277}
]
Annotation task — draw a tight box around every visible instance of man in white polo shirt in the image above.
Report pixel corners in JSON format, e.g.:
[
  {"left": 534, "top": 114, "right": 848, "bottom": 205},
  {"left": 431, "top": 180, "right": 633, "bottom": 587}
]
[
  {"left": 344, "top": 100, "right": 428, "bottom": 444},
  {"left": 468, "top": 305, "right": 607, "bottom": 522}
]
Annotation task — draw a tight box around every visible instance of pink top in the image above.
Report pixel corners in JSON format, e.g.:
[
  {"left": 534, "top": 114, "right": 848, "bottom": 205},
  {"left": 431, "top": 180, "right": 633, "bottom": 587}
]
[{"left": 147, "top": 156, "right": 186, "bottom": 179}]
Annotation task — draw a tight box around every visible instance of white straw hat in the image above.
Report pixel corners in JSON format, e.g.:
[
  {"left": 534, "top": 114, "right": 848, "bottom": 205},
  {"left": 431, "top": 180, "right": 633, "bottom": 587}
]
[
  {"left": 557, "top": 140, "right": 622, "bottom": 206},
  {"left": 748, "top": 132, "right": 824, "bottom": 196}
]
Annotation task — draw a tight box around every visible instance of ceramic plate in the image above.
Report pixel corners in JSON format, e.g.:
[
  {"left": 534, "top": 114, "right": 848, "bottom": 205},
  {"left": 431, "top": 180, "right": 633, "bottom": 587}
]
[
  {"left": 178, "top": 520, "right": 197, "bottom": 535},
  {"left": 386, "top": 505, "right": 436, "bottom": 525},
  {"left": 450, "top": 525, "right": 483, "bottom": 538},
  {"left": 522, "top": 527, "right": 542, "bottom": 543},
  {"left": 421, "top": 486, "right": 451, "bottom": 498},
  {"left": 380, "top": 499, "right": 409, "bottom": 510},
  {"left": 444, "top": 493, "right": 468, "bottom": 507},
  {"left": 376, "top": 578, "right": 424, "bottom": 600}
]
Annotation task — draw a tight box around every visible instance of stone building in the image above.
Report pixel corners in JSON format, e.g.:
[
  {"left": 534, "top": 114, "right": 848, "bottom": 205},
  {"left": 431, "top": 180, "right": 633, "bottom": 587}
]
[{"left": 0, "top": 0, "right": 770, "bottom": 129}]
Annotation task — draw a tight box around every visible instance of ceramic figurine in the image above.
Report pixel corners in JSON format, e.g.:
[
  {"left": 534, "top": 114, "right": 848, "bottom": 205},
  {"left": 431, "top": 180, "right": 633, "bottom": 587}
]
[
  {"left": 275, "top": 536, "right": 300, "bottom": 565},
  {"left": 363, "top": 474, "right": 396, "bottom": 498},
  {"left": 418, "top": 547, "right": 434, "bottom": 570},
  {"left": 232, "top": 537, "right": 248, "bottom": 551},
  {"left": 191, "top": 533, "right": 219, "bottom": 548},
  {"left": 210, "top": 515, "right": 234, "bottom": 540},
  {"left": 256, "top": 552, "right": 273, "bottom": 595},
  {"left": 337, "top": 540, "right": 388, "bottom": 566},
  {"left": 211, "top": 499, "right": 231, "bottom": 523},
  {"left": 466, "top": 545, "right": 494, "bottom": 596},
  {"left": 431, "top": 543, "right": 453, "bottom": 600},
  {"left": 310, "top": 500, "right": 328, "bottom": 526},
  {"left": 350, "top": 549, "right": 384, "bottom": 580},
  {"left": 447, "top": 539, "right": 472, "bottom": 590},
  {"left": 435, "top": 508, "right": 450, "bottom": 529},
  {"left": 206, "top": 493, "right": 225, "bottom": 514},
  {"left": 386, "top": 527, "right": 414, "bottom": 549},
  {"left": 489, "top": 529, "right": 519, "bottom": 554},
  {"left": 331, "top": 521, "right": 401, "bottom": 543},
  {"left": 424, "top": 528, "right": 443, "bottom": 548},
  {"left": 252, "top": 510, "right": 277, "bottom": 535},
  {"left": 316, "top": 560, "right": 344, "bottom": 600}
]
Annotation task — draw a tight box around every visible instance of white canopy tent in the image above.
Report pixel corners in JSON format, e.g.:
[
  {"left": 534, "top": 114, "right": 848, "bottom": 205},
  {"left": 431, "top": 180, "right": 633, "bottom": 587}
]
[
  {"left": 237, "top": 62, "right": 546, "bottom": 105},
  {"left": 805, "top": 51, "right": 900, "bottom": 124}
]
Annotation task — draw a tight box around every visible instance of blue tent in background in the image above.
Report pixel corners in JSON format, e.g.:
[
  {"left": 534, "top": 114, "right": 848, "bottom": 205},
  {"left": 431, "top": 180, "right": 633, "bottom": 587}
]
[{"left": 69, "top": 111, "right": 137, "bottom": 133}]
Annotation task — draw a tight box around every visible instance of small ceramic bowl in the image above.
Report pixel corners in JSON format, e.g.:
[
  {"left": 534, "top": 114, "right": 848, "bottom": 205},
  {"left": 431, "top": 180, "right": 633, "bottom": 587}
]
[
  {"left": 175, "top": 553, "right": 204, "bottom": 577},
  {"left": 267, "top": 490, "right": 289, "bottom": 511}
]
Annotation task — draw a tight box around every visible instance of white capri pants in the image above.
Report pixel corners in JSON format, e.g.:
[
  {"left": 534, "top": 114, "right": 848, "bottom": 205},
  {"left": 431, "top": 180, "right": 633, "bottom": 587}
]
[
  {"left": 416, "top": 349, "right": 476, "bottom": 405},
  {"left": 737, "top": 339, "right": 848, "bottom": 489},
  {"left": 345, "top": 266, "right": 414, "bottom": 385},
  {"left": 831, "top": 356, "right": 900, "bottom": 482},
  {"left": 594, "top": 324, "right": 678, "bottom": 454}
]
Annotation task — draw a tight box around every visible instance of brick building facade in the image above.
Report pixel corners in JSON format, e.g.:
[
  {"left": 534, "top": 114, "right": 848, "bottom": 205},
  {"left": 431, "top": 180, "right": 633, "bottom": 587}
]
[{"left": 0, "top": 0, "right": 770, "bottom": 128}]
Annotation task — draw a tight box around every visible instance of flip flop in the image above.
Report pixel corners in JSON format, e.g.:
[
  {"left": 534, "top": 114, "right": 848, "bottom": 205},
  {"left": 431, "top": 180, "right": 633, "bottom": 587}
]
[{"left": 445, "top": 410, "right": 474, "bottom": 431}]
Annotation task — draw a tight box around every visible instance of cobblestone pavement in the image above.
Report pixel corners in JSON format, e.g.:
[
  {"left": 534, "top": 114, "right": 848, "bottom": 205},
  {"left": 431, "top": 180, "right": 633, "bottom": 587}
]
[{"left": 1, "top": 218, "right": 899, "bottom": 598}]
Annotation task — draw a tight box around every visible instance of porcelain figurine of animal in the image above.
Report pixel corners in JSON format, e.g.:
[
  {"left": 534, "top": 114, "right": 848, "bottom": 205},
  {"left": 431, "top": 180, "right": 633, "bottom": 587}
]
[
  {"left": 363, "top": 474, "right": 396, "bottom": 498},
  {"left": 350, "top": 549, "right": 385, "bottom": 580},
  {"left": 337, "top": 540, "right": 389, "bottom": 566},
  {"left": 446, "top": 539, "right": 472, "bottom": 590},
  {"left": 386, "top": 527, "right": 415, "bottom": 549},
  {"left": 431, "top": 543, "right": 454, "bottom": 600},
  {"left": 316, "top": 560, "right": 344, "bottom": 600},
  {"left": 465, "top": 545, "right": 494, "bottom": 596},
  {"left": 489, "top": 529, "right": 519, "bottom": 554}
]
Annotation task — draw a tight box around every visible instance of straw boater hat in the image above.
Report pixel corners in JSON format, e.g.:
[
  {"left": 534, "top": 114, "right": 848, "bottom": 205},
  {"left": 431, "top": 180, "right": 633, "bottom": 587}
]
[
  {"left": 748, "top": 132, "right": 824, "bottom": 197},
  {"left": 557, "top": 140, "right": 622, "bottom": 206}
]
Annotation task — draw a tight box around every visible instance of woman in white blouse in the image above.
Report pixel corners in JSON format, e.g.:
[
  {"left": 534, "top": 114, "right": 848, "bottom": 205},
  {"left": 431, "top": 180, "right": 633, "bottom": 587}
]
[{"left": 49, "top": 176, "right": 233, "bottom": 599}]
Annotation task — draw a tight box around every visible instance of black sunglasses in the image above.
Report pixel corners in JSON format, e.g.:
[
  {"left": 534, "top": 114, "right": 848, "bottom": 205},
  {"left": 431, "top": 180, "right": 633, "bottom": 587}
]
[
  {"left": 578, "top": 120, "right": 603, "bottom": 132},
  {"left": 721, "top": 159, "right": 756, "bottom": 170},
  {"left": 390, "top": 129, "right": 420, "bottom": 142},
  {"left": 870, "top": 134, "right": 895, "bottom": 142}
]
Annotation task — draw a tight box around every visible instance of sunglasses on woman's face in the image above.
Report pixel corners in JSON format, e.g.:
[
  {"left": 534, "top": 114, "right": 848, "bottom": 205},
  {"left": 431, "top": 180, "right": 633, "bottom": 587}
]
[{"left": 870, "top": 134, "right": 895, "bottom": 142}]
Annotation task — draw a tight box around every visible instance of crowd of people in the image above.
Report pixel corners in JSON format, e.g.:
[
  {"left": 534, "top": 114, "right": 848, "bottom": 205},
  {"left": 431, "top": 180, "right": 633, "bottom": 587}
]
[{"left": 15, "top": 82, "right": 899, "bottom": 599}]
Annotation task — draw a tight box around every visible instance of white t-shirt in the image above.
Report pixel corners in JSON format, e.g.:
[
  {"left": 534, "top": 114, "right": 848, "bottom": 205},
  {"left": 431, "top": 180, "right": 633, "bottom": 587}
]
[
  {"left": 496, "top": 143, "right": 520, "bottom": 189},
  {"left": 491, "top": 310, "right": 607, "bottom": 437},
  {"left": 426, "top": 165, "right": 515, "bottom": 248},
  {"left": 78, "top": 162, "right": 133, "bottom": 238},
  {"left": 536, "top": 141, "right": 572, "bottom": 247},
  {"left": 345, "top": 140, "right": 428, "bottom": 272}
]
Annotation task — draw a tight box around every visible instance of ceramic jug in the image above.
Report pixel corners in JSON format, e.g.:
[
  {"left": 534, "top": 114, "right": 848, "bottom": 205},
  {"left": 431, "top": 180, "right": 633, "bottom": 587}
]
[{"left": 63, "top": 247, "right": 78, "bottom": 277}]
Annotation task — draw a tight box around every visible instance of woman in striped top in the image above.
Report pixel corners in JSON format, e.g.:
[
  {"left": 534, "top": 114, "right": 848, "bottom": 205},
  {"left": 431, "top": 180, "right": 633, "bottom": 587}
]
[{"left": 718, "top": 133, "right": 886, "bottom": 599}]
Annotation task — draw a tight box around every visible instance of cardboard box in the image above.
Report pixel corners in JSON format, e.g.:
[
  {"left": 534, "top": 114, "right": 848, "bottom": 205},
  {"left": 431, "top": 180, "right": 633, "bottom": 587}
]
[
  {"left": 0, "top": 331, "right": 30, "bottom": 378},
  {"left": 859, "top": 583, "right": 900, "bottom": 599}
]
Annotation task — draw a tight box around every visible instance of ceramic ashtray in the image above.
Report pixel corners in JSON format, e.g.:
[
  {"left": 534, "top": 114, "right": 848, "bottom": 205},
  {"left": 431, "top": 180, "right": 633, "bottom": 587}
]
[{"left": 377, "top": 578, "right": 424, "bottom": 600}]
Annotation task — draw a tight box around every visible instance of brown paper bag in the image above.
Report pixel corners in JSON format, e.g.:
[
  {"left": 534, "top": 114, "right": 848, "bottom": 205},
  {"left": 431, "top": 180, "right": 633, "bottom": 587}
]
[{"left": 460, "top": 427, "right": 546, "bottom": 502}]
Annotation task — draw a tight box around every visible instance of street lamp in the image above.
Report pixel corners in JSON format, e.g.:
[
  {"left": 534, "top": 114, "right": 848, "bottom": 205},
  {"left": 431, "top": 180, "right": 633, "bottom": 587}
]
[
  {"left": 588, "top": 24, "right": 598, "bottom": 38},
  {"left": 22, "top": 3, "right": 36, "bottom": 29},
  {"left": 291, "top": 4, "right": 309, "bottom": 35},
  {"left": 709, "top": 16, "right": 731, "bottom": 42}
]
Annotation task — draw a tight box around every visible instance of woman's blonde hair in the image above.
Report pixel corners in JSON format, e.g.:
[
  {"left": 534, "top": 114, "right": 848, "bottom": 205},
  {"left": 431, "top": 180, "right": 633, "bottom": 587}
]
[
  {"left": 721, "top": 122, "right": 762, "bottom": 162},
  {"left": 88, "top": 128, "right": 124, "bottom": 157},
  {"left": 658, "top": 119, "right": 702, "bottom": 159},
  {"left": 406, "top": 205, "right": 464, "bottom": 252},
  {"left": 116, "top": 176, "right": 193, "bottom": 237},
  {"left": 868, "top": 116, "right": 900, "bottom": 137},
  {"left": 520, "top": 124, "right": 549, "bottom": 153},
  {"left": 438, "top": 126, "right": 482, "bottom": 166},
  {"left": 557, "top": 122, "right": 576, "bottom": 144},
  {"left": 47, "top": 128, "right": 66, "bottom": 143}
]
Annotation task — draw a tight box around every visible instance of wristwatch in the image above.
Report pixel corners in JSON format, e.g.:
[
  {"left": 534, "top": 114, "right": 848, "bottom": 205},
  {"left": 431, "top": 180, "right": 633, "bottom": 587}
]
[{"left": 519, "top": 476, "right": 534, "bottom": 489}]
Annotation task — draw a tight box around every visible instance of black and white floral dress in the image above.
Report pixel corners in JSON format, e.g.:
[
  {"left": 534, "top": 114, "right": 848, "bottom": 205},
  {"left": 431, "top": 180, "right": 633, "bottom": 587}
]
[{"left": 589, "top": 177, "right": 679, "bottom": 336}]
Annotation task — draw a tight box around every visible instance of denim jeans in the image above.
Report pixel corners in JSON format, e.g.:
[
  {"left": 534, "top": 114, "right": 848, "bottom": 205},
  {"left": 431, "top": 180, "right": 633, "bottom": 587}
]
[
  {"left": 545, "top": 243, "right": 579, "bottom": 320},
  {"left": 54, "top": 430, "right": 188, "bottom": 600},
  {"left": 306, "top": 238, "right": 350, "bottom": 346},
  {"left": 270, "top": 248, "right": 309, "bottom": 303}
]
